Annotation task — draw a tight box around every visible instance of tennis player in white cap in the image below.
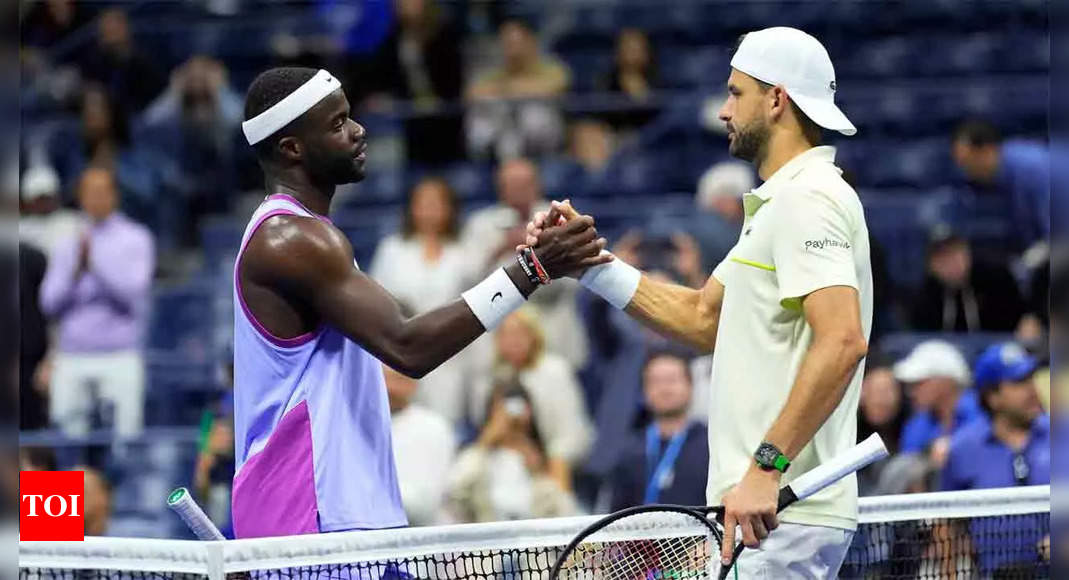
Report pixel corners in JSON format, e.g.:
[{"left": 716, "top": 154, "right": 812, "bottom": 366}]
[{"left": 527, "top": 27, "right": 871, "bottom": 576}]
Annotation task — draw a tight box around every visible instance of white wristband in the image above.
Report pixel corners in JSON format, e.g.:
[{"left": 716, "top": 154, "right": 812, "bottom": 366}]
[
  {"left": 579, "top": 257, "right": 641, "bottom": 309},
  {"left": 462, "top": 267, "right": 526, "bottom": 331}
]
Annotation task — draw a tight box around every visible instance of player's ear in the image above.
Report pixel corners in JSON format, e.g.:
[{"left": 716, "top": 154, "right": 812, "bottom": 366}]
[
  {"left": 768, "top": 85, "right": 789, "bottom": 121},
  {"left": 277, "top": 135, "right": 302, "bottom": 162}
]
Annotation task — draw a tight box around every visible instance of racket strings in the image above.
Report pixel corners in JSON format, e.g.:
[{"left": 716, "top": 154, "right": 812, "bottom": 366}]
[{"left": 555, "top": 512, "right": 718, "bottom": 579}]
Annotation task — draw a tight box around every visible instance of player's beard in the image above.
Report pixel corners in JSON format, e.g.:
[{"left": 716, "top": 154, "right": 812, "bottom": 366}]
[
  {"left": 307, "top": 147, "right": 366, "bottom": 185},
  {"left": 728, "top": 116, "right": 770, "bottom": 164}
]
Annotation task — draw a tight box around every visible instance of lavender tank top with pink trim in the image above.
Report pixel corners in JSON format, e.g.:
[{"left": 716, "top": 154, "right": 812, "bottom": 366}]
[{"left": 231, "top": 195, "right": 406, "bottom": 538}]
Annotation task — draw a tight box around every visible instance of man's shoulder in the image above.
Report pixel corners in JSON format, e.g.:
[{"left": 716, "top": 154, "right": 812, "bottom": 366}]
[
  {"left": 950, "top": 416, "right": 991, "bottom": 449},
  {"left": 782, "top": 167, "right": 863, "bottom": 219},
  {"left": 244, "top": 214, "right": 353, "bottom": 280}
]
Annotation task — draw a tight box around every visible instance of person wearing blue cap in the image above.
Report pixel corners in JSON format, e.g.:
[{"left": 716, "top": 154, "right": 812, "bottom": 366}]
[
  {"left": 941, "top": 343, "right": 1050, "bottom": 575},
  {"left": 942, "top": 342, "right": 1049, "bottom": 492}
]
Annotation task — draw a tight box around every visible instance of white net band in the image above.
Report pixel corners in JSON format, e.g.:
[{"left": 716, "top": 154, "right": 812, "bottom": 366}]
[{"left": 19, "top": 485, "right": 1051, "bottom": 579}]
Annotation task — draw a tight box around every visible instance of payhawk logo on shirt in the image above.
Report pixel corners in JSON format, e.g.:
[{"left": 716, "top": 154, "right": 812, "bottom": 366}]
[{"left": 804, "top": 238, "right": 851, "bottom": 251}]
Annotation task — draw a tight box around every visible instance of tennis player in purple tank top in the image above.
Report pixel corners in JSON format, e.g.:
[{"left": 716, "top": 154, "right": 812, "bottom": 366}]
[{"left": 231, "top": 67, "right": 612, "bottom": 538}]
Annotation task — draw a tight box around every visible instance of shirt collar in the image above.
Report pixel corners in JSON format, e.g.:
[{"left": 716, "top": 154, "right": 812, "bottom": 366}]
[{"left": 743, "top": 146, "right": 838, "bottom": 215}]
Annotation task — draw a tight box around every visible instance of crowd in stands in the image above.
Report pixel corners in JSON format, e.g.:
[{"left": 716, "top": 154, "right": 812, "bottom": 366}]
[{"left": 16, "top": 0, "right": 1054, "bottom": 540}]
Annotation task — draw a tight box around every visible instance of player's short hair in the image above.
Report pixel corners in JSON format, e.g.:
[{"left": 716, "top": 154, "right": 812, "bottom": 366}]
[
  {"left": 952, "top": 119, "right": 1002, "bottom": 147},
  {"left": 641, "top": 347, "right": 694, "bottom": 386},
  {"left": 244, "top": 67, "right": 320, "bottom": 158}
]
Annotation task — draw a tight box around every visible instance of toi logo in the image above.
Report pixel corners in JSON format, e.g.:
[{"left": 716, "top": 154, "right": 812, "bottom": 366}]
[{"left": 20, "top": 471, "right": 85, "bottom": 541}]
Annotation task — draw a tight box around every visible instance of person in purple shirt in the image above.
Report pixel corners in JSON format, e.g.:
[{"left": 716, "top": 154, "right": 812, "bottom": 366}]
[
  {"left": 39, "top": 165, "right": 155, "bottom": 439},
  {"left": 941, "top": 342, "right": 1050, "bottom": 576},
  {"left": 892, "top": 340, "right": 984, "bottom": 456}
]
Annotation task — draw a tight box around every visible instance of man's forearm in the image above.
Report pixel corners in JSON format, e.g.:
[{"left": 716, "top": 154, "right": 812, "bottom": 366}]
[
  {"left": 762, "top": 333, "right": 867, "bottom": 459},
  {"left": 383, "top": 262, "right": 535, "bottom": 378},
  {"left": 625, "top": 275, "right": 719, "bottom": 353}
]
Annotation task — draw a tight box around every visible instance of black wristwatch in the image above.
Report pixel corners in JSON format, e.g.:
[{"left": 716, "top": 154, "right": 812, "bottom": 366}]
[{"left": 754, "top": 442, "right": 791, "bottom": 473}]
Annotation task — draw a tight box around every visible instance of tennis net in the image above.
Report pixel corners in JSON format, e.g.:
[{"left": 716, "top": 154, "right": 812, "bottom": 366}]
[{"left": 20, "top": 485, "right": 1050, "bottom": 579}]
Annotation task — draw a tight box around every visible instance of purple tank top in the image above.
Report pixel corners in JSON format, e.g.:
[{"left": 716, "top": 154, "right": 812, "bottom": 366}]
[{"left": 231, "top": 194, "right": 406, "bottom": 538}]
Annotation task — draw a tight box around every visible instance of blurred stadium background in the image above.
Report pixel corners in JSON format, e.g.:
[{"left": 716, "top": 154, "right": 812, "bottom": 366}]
[{"left": 17, "top": 0, "right": 1054, "bottom": 543}]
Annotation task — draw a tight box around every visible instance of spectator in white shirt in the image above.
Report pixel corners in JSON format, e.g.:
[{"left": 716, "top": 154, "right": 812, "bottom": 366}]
[
  {"left": 447, "top": 380, "right": 577, "bottom": 523},
  {"left": 371, "top": 176, "right": 473, "bottom": 312},
  {"left": 371, "top": 177, "right": 476, "bottom": 423},
  {"left": 384, "top": 365, "right": 456, "bottom": 526},
  {"left": 469, "top": 308, "right": 593, "bottom": 491}
]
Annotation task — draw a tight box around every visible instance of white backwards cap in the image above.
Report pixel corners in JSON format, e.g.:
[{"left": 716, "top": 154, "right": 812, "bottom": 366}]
[
  {"left": 242, "top": 69, "right": 342, "bottom": 145},
  {"left": 731, "top": 27, "right": 856, "bottom": 136}
]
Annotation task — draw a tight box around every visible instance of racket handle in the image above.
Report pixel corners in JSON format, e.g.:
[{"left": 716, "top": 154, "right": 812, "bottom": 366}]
[{"left": 785, "top": 433, "right": 888, "bottom": 502}]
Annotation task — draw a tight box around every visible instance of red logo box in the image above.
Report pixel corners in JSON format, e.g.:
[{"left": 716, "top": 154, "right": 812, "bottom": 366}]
[{"left": 20, "top": 471, "right": 84, "bottom": 541}]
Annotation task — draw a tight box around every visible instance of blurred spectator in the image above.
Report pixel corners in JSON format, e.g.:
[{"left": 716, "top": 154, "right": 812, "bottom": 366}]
[
  {"left": 19, "top": 242, "right": 50, "bottom": 431},
  {"left": 893, "top": 340, "right": 982, "bottom": 459},
  {"left": 942, "top": 343, "right": 1049, "bottom": 491},
  {"left": 371, "top": 177, "right": 475, "bottom": 421},
  {"left": 951, "top": 119, "right": 1049, "bottom": 252},
  {"left": 19, "top": 164, "right": 79, "bottom": 254},
  {"left": 447, "top": 379, "right": 577, "bottom": 522},
  {"left": 941, "top": 343, "right": 1050, "bottom": 580},
  {"left": 580, "top": 266, "right": 697, "bottom": 481},
  {"left": 76, "top": 465, "right": 112, "bottom": 536},
  {"left": 462, "top": 158, "right": 548, "bottom": 271},
  {"left": 384, "top": 365, "right": 456, "bottom": 526},
  {"left": 608, "top": 350, "right": 708, "bottom": 511},
  {"left": 469, "top": 309, "right": 593, "bottom": 489},
  {"left": 39, "top": 166, "right": 154, "bottom": 438},
  {"left": 466, "top": 19, "right": 570, "bottom": 159},
  {"left": 598, "top": 29, "right": 661, "bottom": 129},
  {"left": 602, "top": 29, "right": 657, "bottom": 100},
  {"left": 19, "top": 447, "right": 57, "bottom": 472},
  {"left": 689, "top": 161, "right": 751, "bottom": 273},
  {"left": 909, "top": 226, "right": 1027, "bottom": 333},
  {"left": 461, "top": 159, "right": 587, "bottom": 368},
  {"left": 856, "top": 362, "right": 909, "bottom": 496},
  {"left": 569, "top": 119, "right": 615, "bottom": 174},
  {"left": 78, "top": 9, "right": 165, "bottom": 113},
  {"left": 357, "top": 0, "right": 462, "bottom": 107},
  {"left": 371, "top": 177, "right": 473, "bottom": 312},
  {"left": 140, "top": 55, "right": 244, "bottom": 239},
  {"left": 47, "top": 84, "right": 173, "bottom": 235},
  {"left": 21, "top": 0, "right": 90, "bottom": 49},
  {"left": 353, "top": 0, "right": 463, "bottom": 163}
]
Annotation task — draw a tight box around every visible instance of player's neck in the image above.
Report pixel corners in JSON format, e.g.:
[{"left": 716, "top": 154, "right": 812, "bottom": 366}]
[
  {"left": 265, "top": 174, "right": 333, "bottom": 216},
  {"left": 757, "top": 132, "right": 816, "bottom": 181}
]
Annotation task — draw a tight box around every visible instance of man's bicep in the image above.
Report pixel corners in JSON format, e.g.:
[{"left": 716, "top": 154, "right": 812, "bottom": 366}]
[
  {"left": 801, "top": 285, "right": 862, "bottom": 337},
  {"left": 698, "top": 274, "right": 725, "bottom": 324}
]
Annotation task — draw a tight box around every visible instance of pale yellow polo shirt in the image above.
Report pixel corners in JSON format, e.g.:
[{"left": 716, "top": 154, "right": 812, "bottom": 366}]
[{"left": 707, "top": 146, "right": 873, "bottom": 531}]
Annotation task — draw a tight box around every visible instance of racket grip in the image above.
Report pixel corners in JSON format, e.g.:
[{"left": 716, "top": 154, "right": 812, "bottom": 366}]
[{"left": 776, "top": 486, "right": 799, "bottom": 511}]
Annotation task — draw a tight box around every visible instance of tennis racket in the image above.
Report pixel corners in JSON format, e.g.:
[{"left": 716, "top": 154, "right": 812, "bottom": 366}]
[{"left": 549, "top": 433, "right": 888, "bottom": 580}]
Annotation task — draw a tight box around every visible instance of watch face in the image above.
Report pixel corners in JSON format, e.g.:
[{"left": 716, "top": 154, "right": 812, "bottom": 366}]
[{"left": 755, "top": 444, "right": 777, "bottom": 467}]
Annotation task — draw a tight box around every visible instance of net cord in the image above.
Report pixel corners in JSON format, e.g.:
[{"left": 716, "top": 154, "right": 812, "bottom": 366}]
[{"left": 19, "top": 485, "right": 1050, "bottom": 576}]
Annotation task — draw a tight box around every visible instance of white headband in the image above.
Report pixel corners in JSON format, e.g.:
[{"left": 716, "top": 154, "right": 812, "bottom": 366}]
[{"left": 242, "top": 69, "right": 341, "bottom": 145}]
